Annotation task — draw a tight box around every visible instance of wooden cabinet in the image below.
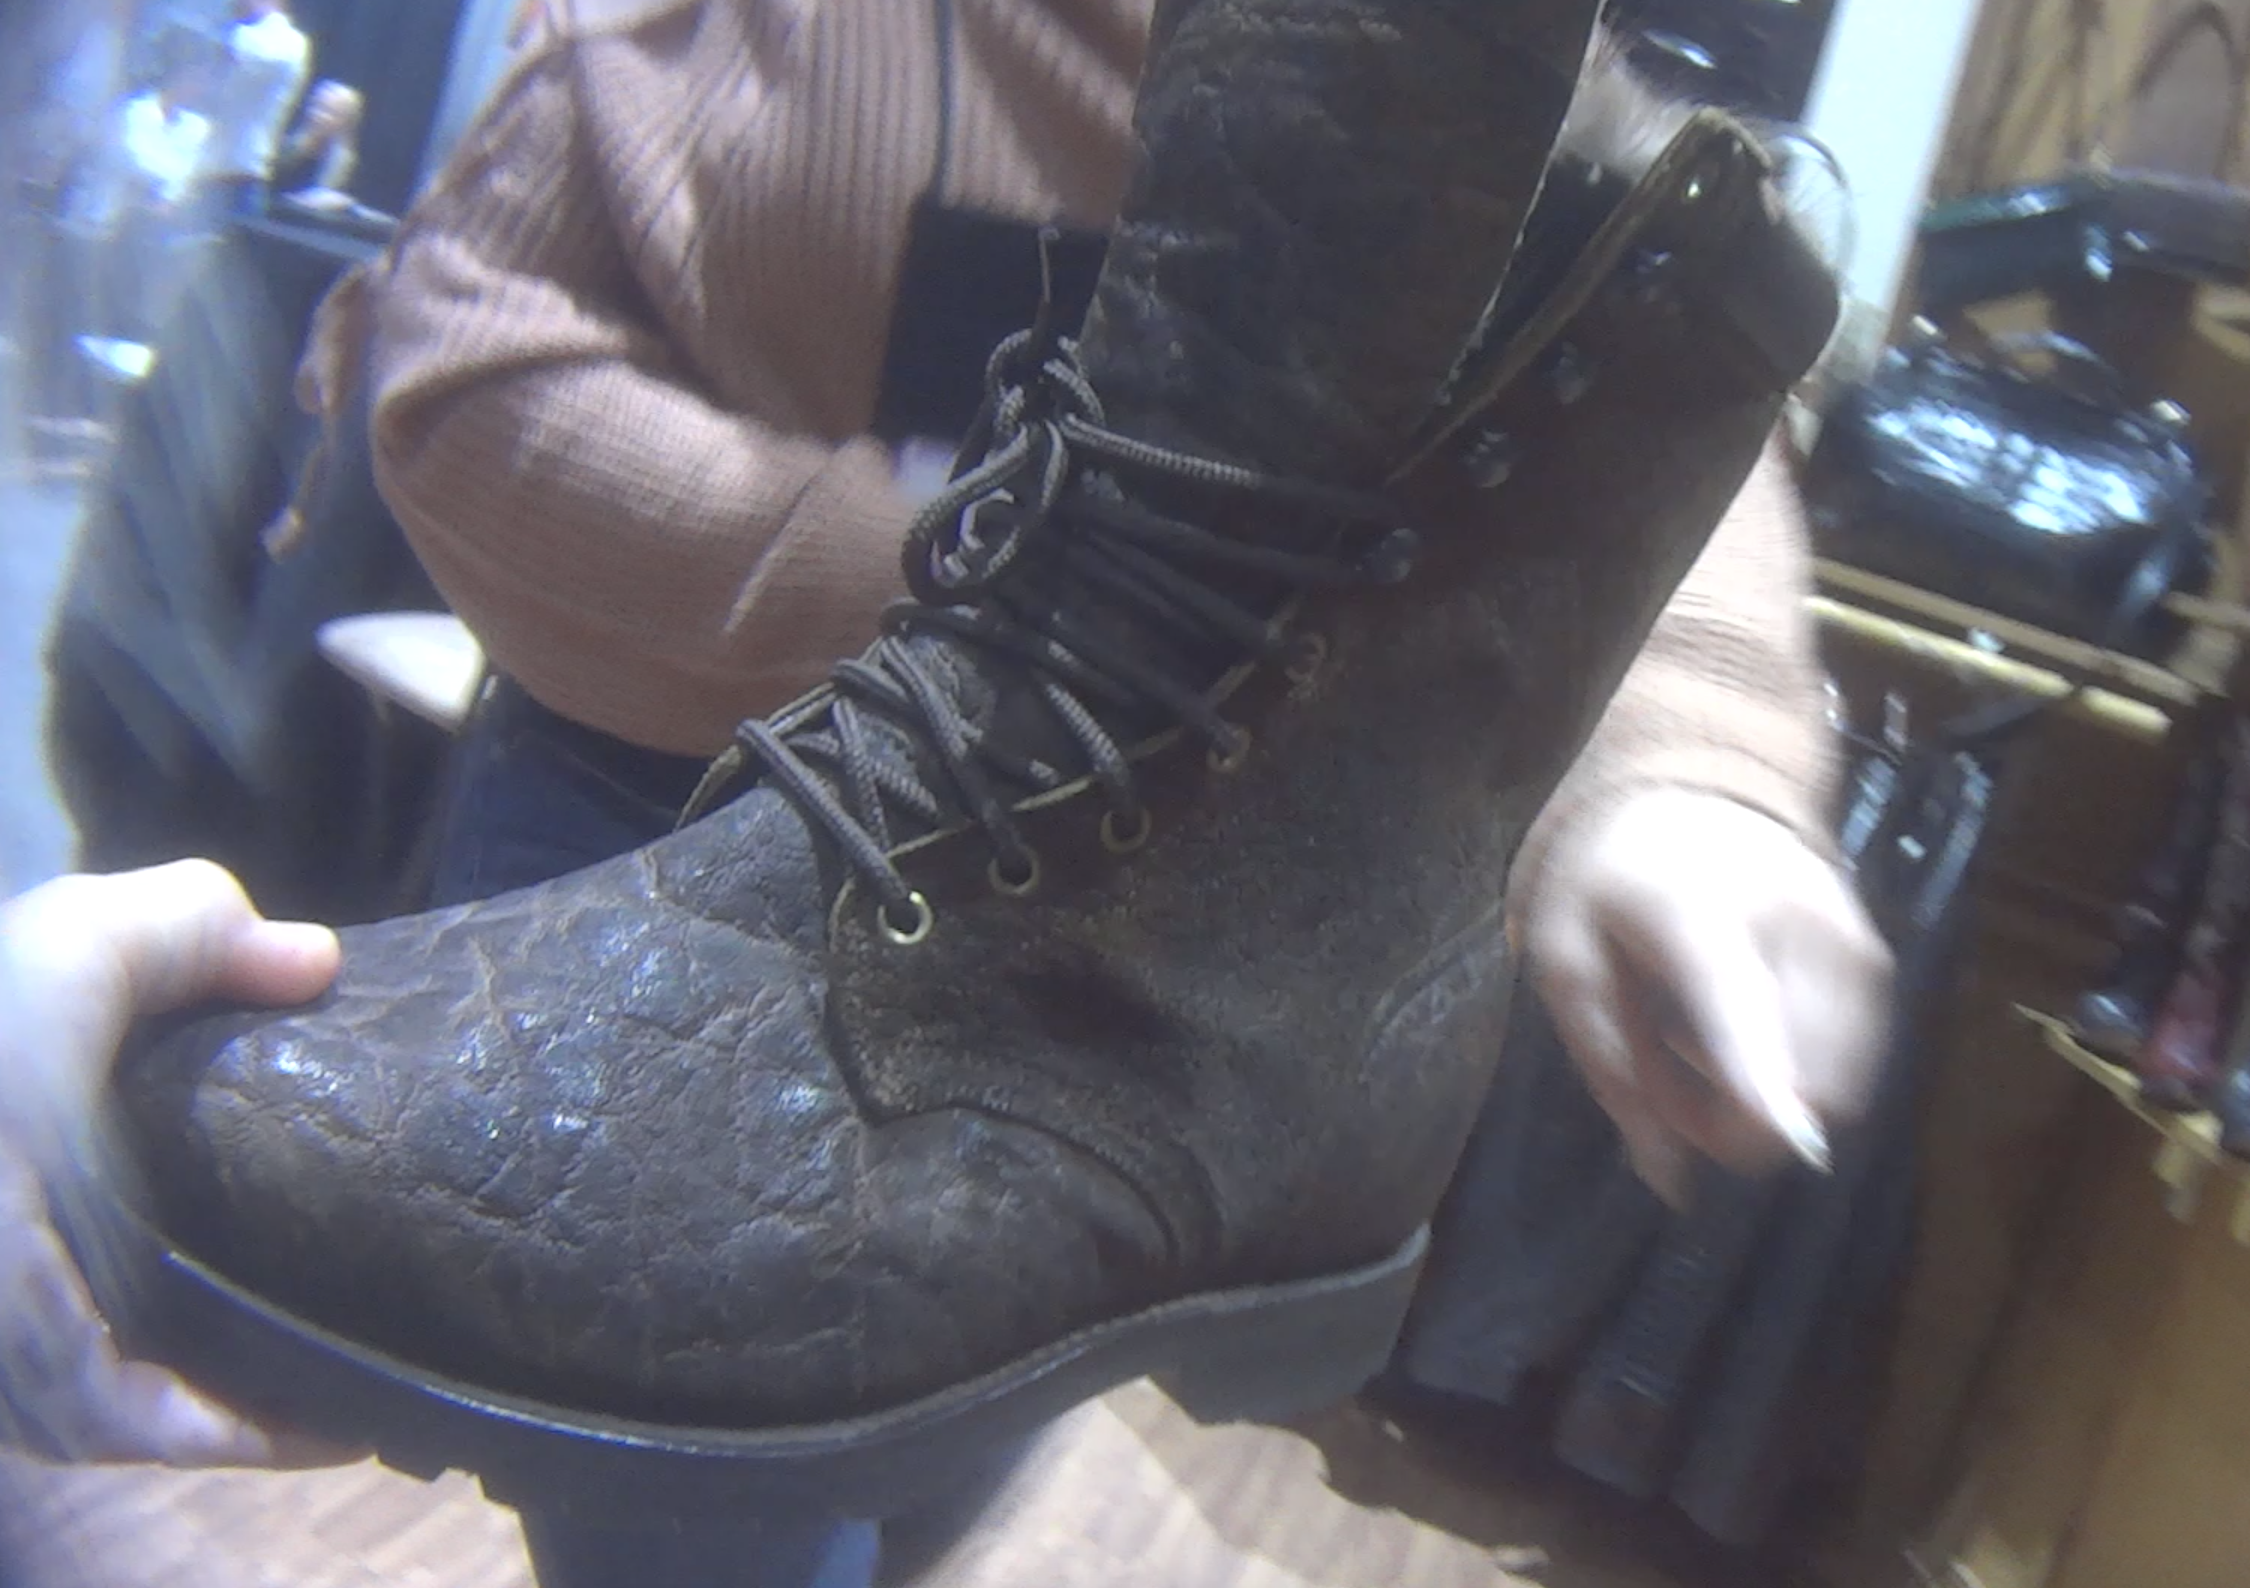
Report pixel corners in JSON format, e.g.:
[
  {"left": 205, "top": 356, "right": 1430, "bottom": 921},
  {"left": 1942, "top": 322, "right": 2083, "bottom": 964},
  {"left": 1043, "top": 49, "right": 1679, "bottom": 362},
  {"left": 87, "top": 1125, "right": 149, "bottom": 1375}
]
[
  {"left": 1912, "top": 1059, "right": 2250, "bottom": 1588},
  {"left": 1803, "top": 576, "right": 2250, "bottom": 1588}
]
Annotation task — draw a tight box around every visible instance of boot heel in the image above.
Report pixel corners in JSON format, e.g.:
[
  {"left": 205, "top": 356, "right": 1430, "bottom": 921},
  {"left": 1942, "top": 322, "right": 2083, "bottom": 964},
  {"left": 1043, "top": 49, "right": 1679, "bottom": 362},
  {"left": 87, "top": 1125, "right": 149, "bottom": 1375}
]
[{"left": 1155, "top": 1226, "right": 1428, "bottom": 1425}]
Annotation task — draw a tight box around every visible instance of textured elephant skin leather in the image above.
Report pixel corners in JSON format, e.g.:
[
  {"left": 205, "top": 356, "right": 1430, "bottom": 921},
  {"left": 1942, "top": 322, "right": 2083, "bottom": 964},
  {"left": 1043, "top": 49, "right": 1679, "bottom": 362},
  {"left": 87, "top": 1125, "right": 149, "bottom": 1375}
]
[{"left": 112, "top": 4, "right": 1835, "bottom": 1431}]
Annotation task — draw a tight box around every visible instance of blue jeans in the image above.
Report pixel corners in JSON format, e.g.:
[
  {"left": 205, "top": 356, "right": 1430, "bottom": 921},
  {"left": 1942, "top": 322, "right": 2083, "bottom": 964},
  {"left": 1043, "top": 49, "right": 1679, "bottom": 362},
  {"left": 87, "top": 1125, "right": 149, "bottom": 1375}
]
[
  {"left": 424, "top": 677, "right": 710, "bottom": 910},
  {"left": 422, "top": 677, "right": 884, "bottom": 1588}
]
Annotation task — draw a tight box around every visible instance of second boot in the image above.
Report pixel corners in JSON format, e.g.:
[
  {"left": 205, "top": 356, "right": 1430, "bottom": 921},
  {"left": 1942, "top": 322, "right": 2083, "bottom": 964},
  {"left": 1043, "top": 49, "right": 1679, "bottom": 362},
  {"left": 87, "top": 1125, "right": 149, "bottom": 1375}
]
[
  {"left": 2074, "top": 698, "right": 2229, "bottom": 1065},
  {"left": 88, "top": 0, "right": 1838, "bottom": 1513},
  {"left": 2136, "top": 710, "right": 2250, "bottom": 1110}
]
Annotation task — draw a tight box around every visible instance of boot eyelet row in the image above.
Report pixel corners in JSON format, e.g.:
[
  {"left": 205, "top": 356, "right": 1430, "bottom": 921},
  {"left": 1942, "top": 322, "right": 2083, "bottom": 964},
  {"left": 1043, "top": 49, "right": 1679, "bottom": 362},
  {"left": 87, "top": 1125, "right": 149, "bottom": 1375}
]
[
  {"left": 1207, "top": 731, "right": 1253, "bottom": 775},
  {"left": 1284, "top": 632, "right": 1328, "bottom": 684},
  {"left": 1101, "top": 808, "right": 1152, "bottom": 855},
  {"left": 1460, "top": 428, "right": 1519, "bottom": 490},
  {"left": 878, "top": 891, "right": 935, "bottom": 946},
  {"left": 987, "top": 850, "right": 1043, "bottom": 898}
]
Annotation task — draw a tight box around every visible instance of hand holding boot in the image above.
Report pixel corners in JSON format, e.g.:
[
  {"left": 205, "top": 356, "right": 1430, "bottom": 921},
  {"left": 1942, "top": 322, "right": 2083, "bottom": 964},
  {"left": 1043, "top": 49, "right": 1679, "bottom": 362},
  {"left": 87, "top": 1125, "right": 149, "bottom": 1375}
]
[
  {"left": 1526, "top": 789, "right": 1893, "bottom": 1204},
  {"left": 0, "top": 861, "right": 353, "bottom": 1467}
]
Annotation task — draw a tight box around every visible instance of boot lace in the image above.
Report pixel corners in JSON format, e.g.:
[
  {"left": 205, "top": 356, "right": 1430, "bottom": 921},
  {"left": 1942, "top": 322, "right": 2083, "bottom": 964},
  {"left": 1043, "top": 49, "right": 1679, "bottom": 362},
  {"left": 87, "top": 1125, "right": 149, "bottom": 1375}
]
[{"left": 691, "top": 295, "right": 1417, "bottom": 939}]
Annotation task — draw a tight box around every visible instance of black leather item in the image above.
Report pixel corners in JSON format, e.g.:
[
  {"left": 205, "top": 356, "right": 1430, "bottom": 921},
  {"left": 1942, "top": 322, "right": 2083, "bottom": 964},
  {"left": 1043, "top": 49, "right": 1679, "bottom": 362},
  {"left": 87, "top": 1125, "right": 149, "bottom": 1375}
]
[
  {"left": 1803, "top": 327, "right": 2214, "bottom": 657},
  {"left": 1607, "top": 0, "right": 1840, "bottom": 124},
  {"left": 873, "top": 200, "right": 1108, "bottom": 451},
  {"left": 868, "top": 0, "right": 1108, "bottom": 454},
  {"left": 1916, "top": 178, "right": 2113, "bottom": 317},
  {"left": 84, "top": 40, "right": 1835, "bottom": 1524},
  {"left": 2190, "top": 773, "right": 2250, "bottom": 1156},
  {"left": 1397, "top": 697, "right": 1995, "bottom": 1550},
  {"left": 2133, "top": 711, "right": 2250, "bottom": 1109},
  {"left": 1917, "top": 170, "right": 2250, "bottom": 317},
  {"left": 1663, "top": 736, "right": 1993, "bottom": 1546}
]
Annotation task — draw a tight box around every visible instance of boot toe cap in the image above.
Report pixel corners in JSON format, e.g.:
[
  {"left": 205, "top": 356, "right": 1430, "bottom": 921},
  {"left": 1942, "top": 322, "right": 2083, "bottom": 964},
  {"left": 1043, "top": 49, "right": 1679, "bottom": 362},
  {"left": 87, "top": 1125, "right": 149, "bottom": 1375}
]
[{"left": 109, "top": 890, "right": 1166, "bottom": 1429}]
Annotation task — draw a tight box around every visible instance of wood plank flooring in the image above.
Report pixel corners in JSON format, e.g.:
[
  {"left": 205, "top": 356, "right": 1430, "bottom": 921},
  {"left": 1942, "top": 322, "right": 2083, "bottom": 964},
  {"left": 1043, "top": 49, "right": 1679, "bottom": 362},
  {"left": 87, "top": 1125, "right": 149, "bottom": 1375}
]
[{"left": 0, "top": 1382, "right": 1732, "bottom": 1588}]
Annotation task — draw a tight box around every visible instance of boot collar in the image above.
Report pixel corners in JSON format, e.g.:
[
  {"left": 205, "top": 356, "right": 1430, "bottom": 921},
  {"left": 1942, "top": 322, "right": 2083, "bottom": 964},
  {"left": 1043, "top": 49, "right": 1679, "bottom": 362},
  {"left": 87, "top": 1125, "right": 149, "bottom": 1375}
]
[{"left": 1406, "top": 108, "right": 1840, "bottom": 485}]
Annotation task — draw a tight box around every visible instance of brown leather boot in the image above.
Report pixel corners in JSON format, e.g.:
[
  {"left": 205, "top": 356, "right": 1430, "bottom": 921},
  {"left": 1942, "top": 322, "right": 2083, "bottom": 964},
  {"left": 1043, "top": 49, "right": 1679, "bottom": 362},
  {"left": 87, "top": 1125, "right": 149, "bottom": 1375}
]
[
  {"left": 2074, "top": 699, "right": 2229, "bottom": 1064},
  {"left": 87, "top": 2, "right": 1835, "bottom": 1517},
  {"left": 2136, "top": 711, "right": 2250, "bottom": 1110}
]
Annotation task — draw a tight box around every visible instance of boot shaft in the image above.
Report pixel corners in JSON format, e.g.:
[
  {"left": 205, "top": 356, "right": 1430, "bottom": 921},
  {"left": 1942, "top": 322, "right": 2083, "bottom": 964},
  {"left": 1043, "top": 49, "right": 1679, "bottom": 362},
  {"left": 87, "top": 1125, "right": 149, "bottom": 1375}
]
[
  {"left": 854, "top": 0, "right": 1620, "bottom": 862},
  {"left": 839, "top": 115, "right": 1838, "bottom": 1274},
  {"left": 1079, "top": 0, "right": 1605, "bottom": 484}
]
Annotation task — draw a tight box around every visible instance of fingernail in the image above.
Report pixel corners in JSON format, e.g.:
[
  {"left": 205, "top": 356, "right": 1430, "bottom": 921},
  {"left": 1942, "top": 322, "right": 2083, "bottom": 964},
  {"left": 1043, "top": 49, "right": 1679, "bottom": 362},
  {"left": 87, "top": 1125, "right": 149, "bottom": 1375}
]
[
  {"left": 1769, "top": 1094, "right": 1833, "bottom": 1175},
  {"left": 262, "top": 921, "right": 340, "bottom": 957},
  {"left": 1738, "top": 1061, "right": 1833, "bottom": 1175},
  {"left": 154, "top": 1382, "right": 272, "bottom": 1466}
]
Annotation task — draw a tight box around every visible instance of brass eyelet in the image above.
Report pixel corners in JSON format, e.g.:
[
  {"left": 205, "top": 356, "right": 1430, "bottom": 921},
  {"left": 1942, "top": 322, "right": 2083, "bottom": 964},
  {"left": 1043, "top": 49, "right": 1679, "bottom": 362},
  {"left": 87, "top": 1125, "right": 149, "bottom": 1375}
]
[
  {"left": 1207, "top": 731, "right": 1252, "bottom": 775},
  {"left": 1100, "top": 807, "right": 1152, "bottom": 855},
  {"left": 1284, "top": 632, "right": 1328, "bottom": 685},
  {"left": 878, "top": 891, "right": 935, "bottom": 947},
  {"left": 987, "top": 850, "right": 1043, "bottom": 898},
  {"left": 1459, "top": 427, "right": 1519, "bottom": 490}
]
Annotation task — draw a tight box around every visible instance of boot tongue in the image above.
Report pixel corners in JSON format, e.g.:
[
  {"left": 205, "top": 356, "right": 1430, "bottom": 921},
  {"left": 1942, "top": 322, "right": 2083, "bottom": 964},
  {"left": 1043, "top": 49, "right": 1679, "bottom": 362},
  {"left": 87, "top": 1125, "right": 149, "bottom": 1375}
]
[{"left": 872, "top": 390, "right": 1301, "bottom": 816}]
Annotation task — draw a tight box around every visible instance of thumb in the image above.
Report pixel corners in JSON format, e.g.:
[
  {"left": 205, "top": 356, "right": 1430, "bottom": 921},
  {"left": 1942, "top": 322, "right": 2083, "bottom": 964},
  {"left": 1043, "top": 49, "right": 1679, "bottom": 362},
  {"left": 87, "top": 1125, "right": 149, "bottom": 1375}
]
[
  {"left": 212, "top": 918, "right": 343, "bottom": 1010},
  {"left": 89, "top": 860, "right": 338, "bottom": 1020},
  {"left": 1, "top": 864, "right": 339, "bottom": 1166}
]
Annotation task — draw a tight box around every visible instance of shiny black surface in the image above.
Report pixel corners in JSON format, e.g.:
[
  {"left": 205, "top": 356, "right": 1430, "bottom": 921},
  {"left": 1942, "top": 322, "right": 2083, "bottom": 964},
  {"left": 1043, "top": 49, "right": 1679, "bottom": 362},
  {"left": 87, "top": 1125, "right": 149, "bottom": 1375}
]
[
  {"left": 1806, "top": 332, "right": 2214, "bottom": 655},
  {"left": 1609, "top": 0, "right": 1838, "bottom": 122}
]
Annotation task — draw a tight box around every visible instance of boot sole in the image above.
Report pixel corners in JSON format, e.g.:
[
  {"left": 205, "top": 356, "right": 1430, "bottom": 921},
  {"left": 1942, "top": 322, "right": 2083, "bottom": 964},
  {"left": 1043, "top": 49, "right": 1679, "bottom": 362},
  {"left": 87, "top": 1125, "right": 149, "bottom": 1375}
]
[{"left": 80, "top": 1194, "right": 1426, "bottom": 1519}]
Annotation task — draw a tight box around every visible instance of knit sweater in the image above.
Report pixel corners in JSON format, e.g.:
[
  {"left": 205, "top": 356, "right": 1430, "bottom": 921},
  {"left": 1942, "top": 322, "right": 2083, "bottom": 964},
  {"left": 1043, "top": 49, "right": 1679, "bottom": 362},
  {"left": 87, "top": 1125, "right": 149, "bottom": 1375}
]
[{"left": 303, "top": 0, "right": 1837, "bottom": 910}]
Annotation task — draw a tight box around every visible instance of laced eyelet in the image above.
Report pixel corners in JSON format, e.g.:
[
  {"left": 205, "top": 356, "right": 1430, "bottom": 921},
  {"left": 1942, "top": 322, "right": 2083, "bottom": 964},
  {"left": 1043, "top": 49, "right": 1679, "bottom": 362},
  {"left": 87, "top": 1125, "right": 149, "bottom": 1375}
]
[
  {"left": 1207, "top": 731, "right": 1252, "bottom": 775},
  {"left": 1625, "top": 247, "right": 1676, "bottom": 308},
  {"left": 1100, "top": 807, "right": 1152, "bottom": 855},
  {"left": 878, "top": 891, "right": 935, "bottom": 946},
  {"left": 987, "top": 850, "right": 1043, "bottom": 897},
  {"left": 1459, "top": 429, "right": 1519, "bottom": 491},
  {"left": 1284, "top": 632, "right": 1328, "bottom": 685},
  {"left": 1548, "top": 343, "right": 1596, "bottom": 406}
]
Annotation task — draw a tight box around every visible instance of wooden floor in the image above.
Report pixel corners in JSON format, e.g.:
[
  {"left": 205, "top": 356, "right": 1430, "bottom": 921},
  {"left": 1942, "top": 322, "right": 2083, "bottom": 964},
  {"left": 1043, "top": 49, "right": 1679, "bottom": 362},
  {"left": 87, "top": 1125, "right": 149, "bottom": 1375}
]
[{"left": 0, "top": 1382, "right": 1732, "bottom": 1588}]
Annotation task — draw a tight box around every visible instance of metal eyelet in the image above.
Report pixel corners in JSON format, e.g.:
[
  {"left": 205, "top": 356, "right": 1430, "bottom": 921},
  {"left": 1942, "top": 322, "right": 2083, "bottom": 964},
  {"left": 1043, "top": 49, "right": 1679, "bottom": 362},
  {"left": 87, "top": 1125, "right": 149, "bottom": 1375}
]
[
  {"left": 1101, "top": 808, "right": 1152, "bottom": 855},
  {"left": 1625, "top": 248, "right": 1676, "bottom": 308},
  {"left": 1548, "top": 343, "right": 1595, "bottom": 406},
  {"left": 1284, "top": 632, "right": 1328, "bottom": 685},
  {"left": 987, "top": 850, "right": 1043, "bottom": 898},
  {"left": 1459, "top": 428, "right": 1519, "bottom": 490},
  {"left": 1207, "top": 731, "right": 1252, "bottom": 775},
  {"left": 1358, "top": 528, "right": 1421, "bottom": 584},
  {"left": 878, "top": 891, "right": 935, "bottom": 947}
]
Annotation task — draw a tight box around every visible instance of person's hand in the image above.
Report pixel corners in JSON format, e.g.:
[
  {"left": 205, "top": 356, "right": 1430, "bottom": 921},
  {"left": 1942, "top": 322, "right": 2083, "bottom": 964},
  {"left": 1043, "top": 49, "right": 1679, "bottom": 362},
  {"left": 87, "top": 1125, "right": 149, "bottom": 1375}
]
[
  {"left": 1525, "top": 789, "right": 1894, "bottom": 1206},
  {"left": 0, "top": 860, "right": 350, "bottom": 1467}
]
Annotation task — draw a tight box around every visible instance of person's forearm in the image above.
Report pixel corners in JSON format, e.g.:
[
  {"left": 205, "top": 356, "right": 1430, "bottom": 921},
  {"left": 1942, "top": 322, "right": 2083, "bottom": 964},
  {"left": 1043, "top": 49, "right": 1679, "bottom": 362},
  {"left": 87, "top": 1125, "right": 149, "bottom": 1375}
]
[
  {"left": 375, "top": 364, "right": 913, "bottom": 756},
  {"left": 1507, "top": 438, "right": 1838, "bottom": 919},
  {"left": 355, "top": 32, "right": 914, "bottom": 757}
]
